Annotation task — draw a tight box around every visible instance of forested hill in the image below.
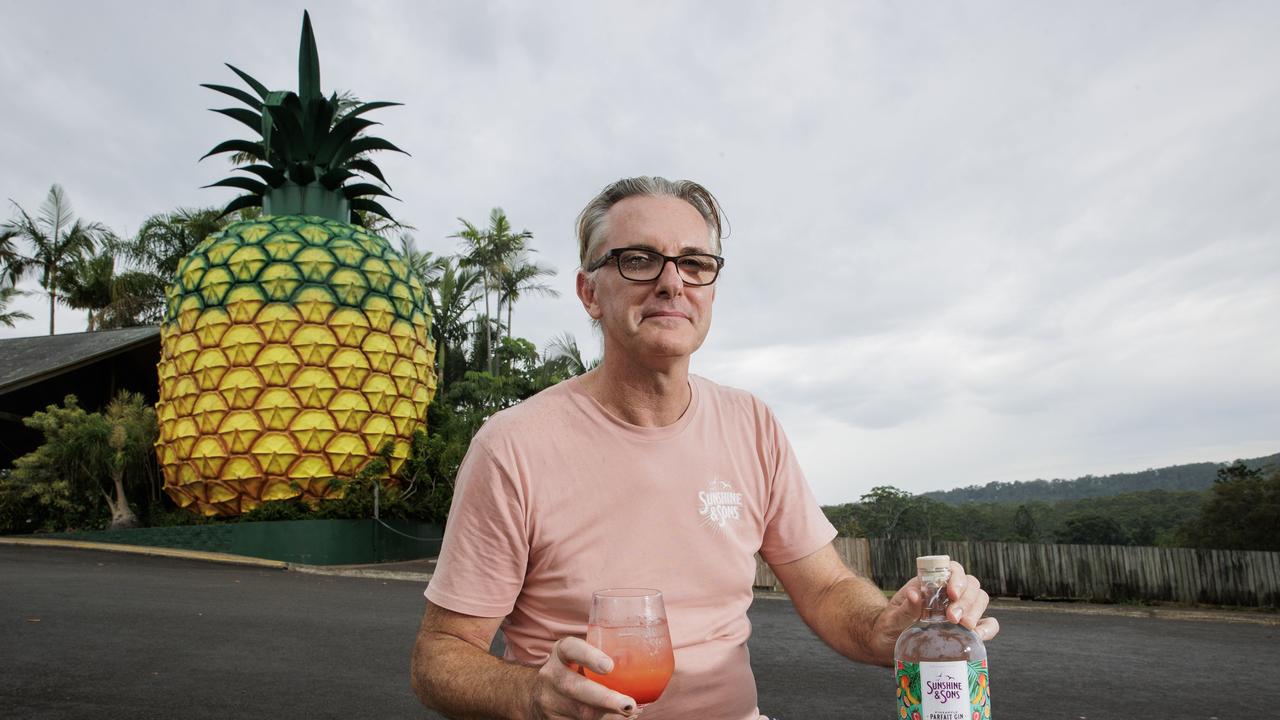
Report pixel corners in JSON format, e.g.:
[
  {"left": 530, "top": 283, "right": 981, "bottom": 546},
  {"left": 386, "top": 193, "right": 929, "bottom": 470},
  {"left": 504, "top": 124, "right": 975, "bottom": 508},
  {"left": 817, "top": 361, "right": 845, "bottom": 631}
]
[{"left": 923, "top": 452, "right": 1280, "bottom": 505}]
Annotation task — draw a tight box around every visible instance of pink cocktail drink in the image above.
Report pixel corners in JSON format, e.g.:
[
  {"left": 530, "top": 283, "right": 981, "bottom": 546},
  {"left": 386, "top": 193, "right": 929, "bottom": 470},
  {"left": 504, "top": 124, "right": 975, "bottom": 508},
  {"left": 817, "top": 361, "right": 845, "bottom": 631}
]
[
  {"left": 584, "top": 619, "right": 675, "bottom": 704},
  {"left": 586, "top": 588, "right": 675, "bottom": 710}
]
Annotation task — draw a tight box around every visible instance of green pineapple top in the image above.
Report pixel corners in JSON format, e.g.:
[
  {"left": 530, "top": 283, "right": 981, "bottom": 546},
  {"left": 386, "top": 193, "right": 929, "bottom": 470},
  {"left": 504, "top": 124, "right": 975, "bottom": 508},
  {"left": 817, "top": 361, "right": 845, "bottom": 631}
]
[{"left": 201, "top": 11, "right": 405, "bottom": 224}]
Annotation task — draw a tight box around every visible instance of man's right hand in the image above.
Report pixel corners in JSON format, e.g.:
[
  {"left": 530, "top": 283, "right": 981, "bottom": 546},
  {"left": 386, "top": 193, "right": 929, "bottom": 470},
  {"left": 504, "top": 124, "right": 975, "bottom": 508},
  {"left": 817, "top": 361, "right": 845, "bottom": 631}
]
[{"left": 530, "top": 637, "right": 638, "bottom": 720}]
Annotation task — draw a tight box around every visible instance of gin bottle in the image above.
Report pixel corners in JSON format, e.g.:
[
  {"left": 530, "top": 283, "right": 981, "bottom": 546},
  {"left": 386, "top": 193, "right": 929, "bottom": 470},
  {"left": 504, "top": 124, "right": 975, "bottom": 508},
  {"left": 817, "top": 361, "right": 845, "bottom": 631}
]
[{"left": 893, "top": 555, "right": 991, "bottom": 720}]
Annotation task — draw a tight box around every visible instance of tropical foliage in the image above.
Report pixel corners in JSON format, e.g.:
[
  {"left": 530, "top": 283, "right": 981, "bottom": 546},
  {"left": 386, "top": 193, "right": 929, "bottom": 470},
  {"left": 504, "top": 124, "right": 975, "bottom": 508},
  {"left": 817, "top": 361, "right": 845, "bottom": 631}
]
[
  {"left": 2, "top": 185, "right": 115, "bottom": 334},
  {"left": 4, "top": 393, "right": 159, "bottom": 532}
]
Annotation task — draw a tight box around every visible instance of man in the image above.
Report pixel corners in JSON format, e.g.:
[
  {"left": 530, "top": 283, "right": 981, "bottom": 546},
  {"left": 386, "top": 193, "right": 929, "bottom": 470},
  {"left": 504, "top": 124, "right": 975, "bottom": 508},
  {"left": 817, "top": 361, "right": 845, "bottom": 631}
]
[{"left": 411, "top": 177, "right": 999, "bottom": 719}]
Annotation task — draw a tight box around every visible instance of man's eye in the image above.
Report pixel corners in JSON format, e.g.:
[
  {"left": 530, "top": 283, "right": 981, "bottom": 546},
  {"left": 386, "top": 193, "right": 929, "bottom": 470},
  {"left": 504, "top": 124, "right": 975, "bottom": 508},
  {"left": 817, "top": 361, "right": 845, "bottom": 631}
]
[
  {"left": 678, "top": 256, "right": 714, "bottom": 272},
  {"left": 621, "top": 253, "right": 657, "bottom": 269}
]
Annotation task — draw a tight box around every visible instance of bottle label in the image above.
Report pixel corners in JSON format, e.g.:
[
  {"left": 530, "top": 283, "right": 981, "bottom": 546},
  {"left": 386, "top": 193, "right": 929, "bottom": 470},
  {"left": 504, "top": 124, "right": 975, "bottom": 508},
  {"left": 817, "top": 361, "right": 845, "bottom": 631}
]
[{"left": 896, "top": 659, "right": 990, "bottom": 720}]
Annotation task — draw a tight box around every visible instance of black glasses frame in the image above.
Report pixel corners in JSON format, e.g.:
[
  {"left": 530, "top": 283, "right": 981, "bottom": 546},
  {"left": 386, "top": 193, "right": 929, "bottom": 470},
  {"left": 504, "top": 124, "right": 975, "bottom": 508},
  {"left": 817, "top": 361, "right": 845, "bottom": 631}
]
[{"left": 586, "top": 247, "right": 726, "bottom": 286}]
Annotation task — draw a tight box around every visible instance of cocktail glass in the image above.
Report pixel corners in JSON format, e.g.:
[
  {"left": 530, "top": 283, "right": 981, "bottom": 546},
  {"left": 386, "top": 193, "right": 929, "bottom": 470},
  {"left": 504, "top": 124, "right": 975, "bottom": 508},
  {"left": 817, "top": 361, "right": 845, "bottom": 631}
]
[{"left": 583, "top": 588, "right": 675, "bottom": 713}]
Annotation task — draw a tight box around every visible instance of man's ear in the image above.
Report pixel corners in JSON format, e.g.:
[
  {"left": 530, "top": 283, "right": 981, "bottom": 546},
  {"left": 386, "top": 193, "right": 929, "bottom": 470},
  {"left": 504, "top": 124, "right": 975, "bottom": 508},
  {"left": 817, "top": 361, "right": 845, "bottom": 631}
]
[{"left": 577, "top": 270, "right": 603, "bottom": 320}]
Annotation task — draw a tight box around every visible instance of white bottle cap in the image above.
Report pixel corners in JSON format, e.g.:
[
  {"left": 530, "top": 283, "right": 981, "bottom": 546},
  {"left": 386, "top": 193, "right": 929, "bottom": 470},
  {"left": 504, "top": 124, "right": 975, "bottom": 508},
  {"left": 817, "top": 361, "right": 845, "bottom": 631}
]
[{"left": 916, "top": 555, "right": 951, "bottom": 581}]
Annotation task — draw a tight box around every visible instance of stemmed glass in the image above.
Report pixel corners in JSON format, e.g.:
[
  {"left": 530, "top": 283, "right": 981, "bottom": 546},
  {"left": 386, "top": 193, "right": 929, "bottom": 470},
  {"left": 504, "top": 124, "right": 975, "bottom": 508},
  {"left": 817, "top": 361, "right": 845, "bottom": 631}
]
[{"left": 583, "top": 588, "right": 675, "bottom": 713}]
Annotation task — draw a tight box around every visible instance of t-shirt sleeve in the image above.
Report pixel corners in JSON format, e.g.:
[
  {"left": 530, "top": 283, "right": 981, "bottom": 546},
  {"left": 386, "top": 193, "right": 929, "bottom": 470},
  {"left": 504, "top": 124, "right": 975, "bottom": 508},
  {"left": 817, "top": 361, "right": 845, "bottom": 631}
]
[
  {"left": 757, "top": 403, "right": 837, "bottom": 565},
  {"left": 424, "top": 435, "right": 530, "bottom": 617}
]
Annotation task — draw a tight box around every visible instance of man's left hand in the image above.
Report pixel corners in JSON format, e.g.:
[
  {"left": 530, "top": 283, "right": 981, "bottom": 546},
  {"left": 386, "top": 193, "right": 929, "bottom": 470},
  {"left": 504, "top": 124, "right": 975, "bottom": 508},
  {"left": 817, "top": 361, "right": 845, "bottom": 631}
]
[{"left": 868, "top": 560, "right": 1000, "bottom": 663}]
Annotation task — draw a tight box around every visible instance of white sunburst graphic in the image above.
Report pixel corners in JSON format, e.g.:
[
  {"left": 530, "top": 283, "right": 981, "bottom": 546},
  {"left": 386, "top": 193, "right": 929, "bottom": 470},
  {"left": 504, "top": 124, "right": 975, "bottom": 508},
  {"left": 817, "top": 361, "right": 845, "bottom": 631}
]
[{"left": 697, "top": 477, "right": 744, "bottom": 532}]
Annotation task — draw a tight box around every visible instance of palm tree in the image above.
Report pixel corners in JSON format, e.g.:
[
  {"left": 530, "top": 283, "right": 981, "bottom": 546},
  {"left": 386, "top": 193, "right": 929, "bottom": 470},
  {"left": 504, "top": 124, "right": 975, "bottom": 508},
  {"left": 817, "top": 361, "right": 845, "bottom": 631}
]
[
  {"left": 78, "top": 206, "right": 235, "bottom": 328},
  {"left": 127, "top": 207, "right": 226, "bottom": 281},
  {"left": 3, "top": 185, "right": 114, "bottom": 334},
  {"left": 543, "top": 332, "right": 599, "bottom": 376},
  {"left": 0, "top": 228, "right": 25, "bottom": 285},
  {"left": 1, "top": 228, "right": 34, "bottom": 328},
  {"left": 398, "top": 233, "right": 449, "bottom": 288},
  {"left": 0, "top": 283, "right": 33, "bottom": 327},
  {"left": 59, "top": 249, "right": 116, "bottom": 331},
  {"left": 56, "top": 243, "right": 161, "bottom": 330},
  {"left": 425, "top": 258, "right": 482, "bottom": 385},
  {"left": 453, "top": 208, "right": 531, "bottom": 373},
  {"left": 497, "top": 253, "right": 559, "bottom": 345}
]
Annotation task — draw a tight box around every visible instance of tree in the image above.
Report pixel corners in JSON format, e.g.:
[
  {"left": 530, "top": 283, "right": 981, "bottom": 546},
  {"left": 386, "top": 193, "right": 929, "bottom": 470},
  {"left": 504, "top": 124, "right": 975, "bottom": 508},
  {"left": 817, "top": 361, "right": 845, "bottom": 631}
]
[
  {"left": 58, "top": 248, "right": 117, "bottom": 331},
  {"left": 127, "top": 207, "right": 226, "bottom": 281},
  {"left": 423, "top": 258, "right": 482, "bottom": 386},
  {"left": 0, "top": 227, "right": 25, "bottom": 284},
  {"left": 498, "top": 252, "right": 559, "bottom": 344},
  {"left": 0, "top": 273, "right": 32, "bottom": 328},
  {"left": 9, "top": 393, "right": 158, "bottom": 530},
  {"left": 1183, "top": 461, "right": 1280, "bottom": 551},
  {"left": 856, "top": 486, "right": 918, "bottom": 539},
  {"left": 822, "top": 502, "right": 862, "bottom": 537},
  {"left": 543, "top": 332, "right": 599, "bottom": 377},
  {"left": 3, "top": 185, "right": 114, "bottom": 334},
  {"left": 0, "top": 228, "right": 33, "bottom": 327},
  {"left": 398, "top": 234, "right": 448, "bottom": 288},
  {"left": 453, "top": 208, "right": 532, "bottom": 374},
  {"left": 1012, "top": 503, "right": 1043, "bottom": 543},
  {"left": 100, "top": 392, "right": 160, "bottom": 528},
  {"left": 1056, "top": 513, "right": 1130, "bottom": 545}
]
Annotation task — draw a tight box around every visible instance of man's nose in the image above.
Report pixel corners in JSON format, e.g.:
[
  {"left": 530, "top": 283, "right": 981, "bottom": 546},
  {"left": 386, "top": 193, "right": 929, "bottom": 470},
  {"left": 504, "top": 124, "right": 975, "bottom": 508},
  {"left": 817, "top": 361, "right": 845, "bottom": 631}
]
[{"left": 653, "top": 257, "right": 685, "bottom": 296}]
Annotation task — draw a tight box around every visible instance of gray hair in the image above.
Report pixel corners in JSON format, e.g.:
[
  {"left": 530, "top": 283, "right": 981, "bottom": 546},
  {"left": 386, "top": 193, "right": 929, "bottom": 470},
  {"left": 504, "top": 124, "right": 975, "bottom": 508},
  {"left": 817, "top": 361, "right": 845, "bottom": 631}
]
[{"left": 575, "top": 176, "right": 727, "bottom": 269}]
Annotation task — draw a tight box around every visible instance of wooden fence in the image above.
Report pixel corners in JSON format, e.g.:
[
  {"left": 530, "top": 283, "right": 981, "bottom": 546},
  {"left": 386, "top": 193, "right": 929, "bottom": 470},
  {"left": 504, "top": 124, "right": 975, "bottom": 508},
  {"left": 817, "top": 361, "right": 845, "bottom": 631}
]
[
  {"left": 755, "top": 538, "right": 1280, "bottom": 607},
  {"left": 754, "top": 536, "right": 872, "bottom": 589}
]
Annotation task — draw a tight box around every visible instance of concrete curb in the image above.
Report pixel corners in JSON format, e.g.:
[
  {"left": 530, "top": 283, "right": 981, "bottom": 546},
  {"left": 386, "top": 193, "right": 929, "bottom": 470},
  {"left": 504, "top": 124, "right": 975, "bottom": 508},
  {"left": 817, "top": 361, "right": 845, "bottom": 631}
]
[
  {"left": 286, "top": 564, "right": 432, "bottom": 583},
  {"left": 0, "top": 536, "right": 434, "bottom": 583},
  {"left": 0, "top": 536, "right": 288, "bottom": 569}
]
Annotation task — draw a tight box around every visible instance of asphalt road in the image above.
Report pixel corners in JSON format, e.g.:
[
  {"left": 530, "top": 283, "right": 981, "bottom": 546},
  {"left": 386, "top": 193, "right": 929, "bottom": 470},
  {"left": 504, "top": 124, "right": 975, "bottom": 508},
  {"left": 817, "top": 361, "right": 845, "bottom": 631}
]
[{"left": 3, "top": 545, "right": 1278, "bottom": 719}]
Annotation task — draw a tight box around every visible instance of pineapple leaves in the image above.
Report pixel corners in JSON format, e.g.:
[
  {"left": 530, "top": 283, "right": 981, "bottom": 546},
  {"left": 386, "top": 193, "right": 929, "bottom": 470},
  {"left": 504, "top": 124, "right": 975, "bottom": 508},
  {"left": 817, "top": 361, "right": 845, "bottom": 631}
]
[
  {"left": 299, "top": 11, "right": 322, "bottom": 105},
  {"left": 345, "top": 159, "right": 391, "bottom": 188},
  {"left": 287, "top": 162, "right": 317, "bottom": 186},
  {"left": 331, "top": 136, "right": 409, "bottom": 167},
  {"left": 201, "top": 83, "right": 263, "bottom": 111},
  {"left": 318, "top": 168, "right": 356, "bottom": 190},
  {"left": 235, "top": 164, "right": 287, "bottom": 186},
  {"left": 200, "top": 139, "right": 263, "bottom": 161},
  {"left": 263, "top": 97, "right": 310, "bottom": 162},
  {"left": 224, "top": 64, "right": 271, "bottom": 100},
  {"left": 204, "top": 177, "right": 269, "bottom": 194},
  {"left": 304, "top": 95, "right": 334, "bottom": 158},
  {"left": 201, "top": 12, "right": 405, "bottom": 224},
  {"left": 341, "top": 183, "right": 397, "bottom": 201},
  {"left": 350, "top": 198, "right": 395, "bottom": 219},
  {"left": 212, "top": 107, "right": 264, "bottom": 135},
  {"left": 217, "top": 193, "right": 264, "bottom": 219},
  {"left": 340, "top": 101, "right": 403, "bottom": 120},
  {"left": 314, "top": 116, "right": 378, "bottom": 166}
]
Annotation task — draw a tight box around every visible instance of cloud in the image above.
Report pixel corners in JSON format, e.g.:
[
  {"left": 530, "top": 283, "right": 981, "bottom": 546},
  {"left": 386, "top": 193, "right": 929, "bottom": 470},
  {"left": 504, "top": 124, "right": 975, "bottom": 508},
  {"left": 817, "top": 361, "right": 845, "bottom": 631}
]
[{"left": 2, "top": 2, "right": 1277, "bottom": 502}]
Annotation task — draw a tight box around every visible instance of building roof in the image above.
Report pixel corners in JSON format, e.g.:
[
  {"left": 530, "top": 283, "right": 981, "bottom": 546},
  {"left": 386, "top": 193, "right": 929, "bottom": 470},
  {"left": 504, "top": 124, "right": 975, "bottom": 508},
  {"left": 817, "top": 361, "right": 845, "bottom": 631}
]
[{"left": 0, "top": 326, "right": 162, "bottom": 396}]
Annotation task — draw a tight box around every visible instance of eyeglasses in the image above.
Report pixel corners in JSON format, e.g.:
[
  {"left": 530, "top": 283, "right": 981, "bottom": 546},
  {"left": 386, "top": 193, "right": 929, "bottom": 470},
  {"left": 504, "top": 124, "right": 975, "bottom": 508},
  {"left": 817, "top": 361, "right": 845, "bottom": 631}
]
[{"left": 586, "top": 247, "right": 725, "bottom": 286}]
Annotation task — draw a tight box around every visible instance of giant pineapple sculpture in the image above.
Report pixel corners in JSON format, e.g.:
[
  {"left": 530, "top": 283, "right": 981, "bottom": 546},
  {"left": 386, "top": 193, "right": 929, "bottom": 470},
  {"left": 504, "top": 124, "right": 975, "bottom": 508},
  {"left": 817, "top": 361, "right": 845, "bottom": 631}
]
[{"left": 156, "top": 13, "right": 436, "bottom": 516}]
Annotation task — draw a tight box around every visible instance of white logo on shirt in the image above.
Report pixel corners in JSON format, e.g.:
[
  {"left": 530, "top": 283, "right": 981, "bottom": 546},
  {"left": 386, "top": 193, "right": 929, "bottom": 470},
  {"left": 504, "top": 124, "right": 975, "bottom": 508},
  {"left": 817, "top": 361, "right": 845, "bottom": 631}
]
[{"left": 698, "top": 478, "right": 743, "bottom": 528}]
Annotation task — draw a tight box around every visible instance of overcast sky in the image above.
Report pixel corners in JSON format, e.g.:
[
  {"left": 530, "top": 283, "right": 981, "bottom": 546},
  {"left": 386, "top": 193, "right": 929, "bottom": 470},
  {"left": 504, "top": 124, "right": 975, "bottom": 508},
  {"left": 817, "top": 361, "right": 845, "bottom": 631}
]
[{"left": 2, "top": 1, "right": 1277, "bottom": 503}]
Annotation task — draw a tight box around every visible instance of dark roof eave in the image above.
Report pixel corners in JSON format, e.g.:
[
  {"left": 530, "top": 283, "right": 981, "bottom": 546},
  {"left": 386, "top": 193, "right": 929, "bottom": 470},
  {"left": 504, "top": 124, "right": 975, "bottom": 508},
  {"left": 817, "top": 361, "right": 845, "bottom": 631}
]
[{"left": 0, "top": 327, "right": 162, "bottom": 396}]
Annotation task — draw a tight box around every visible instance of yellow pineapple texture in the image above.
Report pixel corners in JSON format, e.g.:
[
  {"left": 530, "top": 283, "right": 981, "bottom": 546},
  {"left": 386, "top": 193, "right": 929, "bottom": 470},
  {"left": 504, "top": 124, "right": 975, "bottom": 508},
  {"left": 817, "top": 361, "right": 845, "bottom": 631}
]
[{"left": 156, "top": 215, "right": 436, "bottom": 516}]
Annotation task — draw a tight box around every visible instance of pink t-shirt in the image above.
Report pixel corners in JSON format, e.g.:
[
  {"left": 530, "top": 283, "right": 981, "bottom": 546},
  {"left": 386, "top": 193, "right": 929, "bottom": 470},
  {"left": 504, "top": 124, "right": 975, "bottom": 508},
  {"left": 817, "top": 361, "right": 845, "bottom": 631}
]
[{"left": 425, "top": 374, "right": 836, "bottom": 720}]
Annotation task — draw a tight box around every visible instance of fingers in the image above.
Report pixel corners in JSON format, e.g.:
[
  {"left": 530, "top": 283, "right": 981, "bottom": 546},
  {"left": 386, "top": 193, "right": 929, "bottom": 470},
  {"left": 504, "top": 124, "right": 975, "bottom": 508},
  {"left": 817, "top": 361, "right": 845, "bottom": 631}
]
[
  {"left": 945, "top": 562, "right": 992, "bottom": 631},
  {"left": 975, "top": 616, "right": 1000, "bottom": 641},
  {"left": 556, "top": 636, "right": 614, "bottom": 676},
  {"left": 535, "top": 638, "right": 637, "bottom": 718},
  {"left": 878, "top": 578, "right": 923, "bottom": 632}
]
